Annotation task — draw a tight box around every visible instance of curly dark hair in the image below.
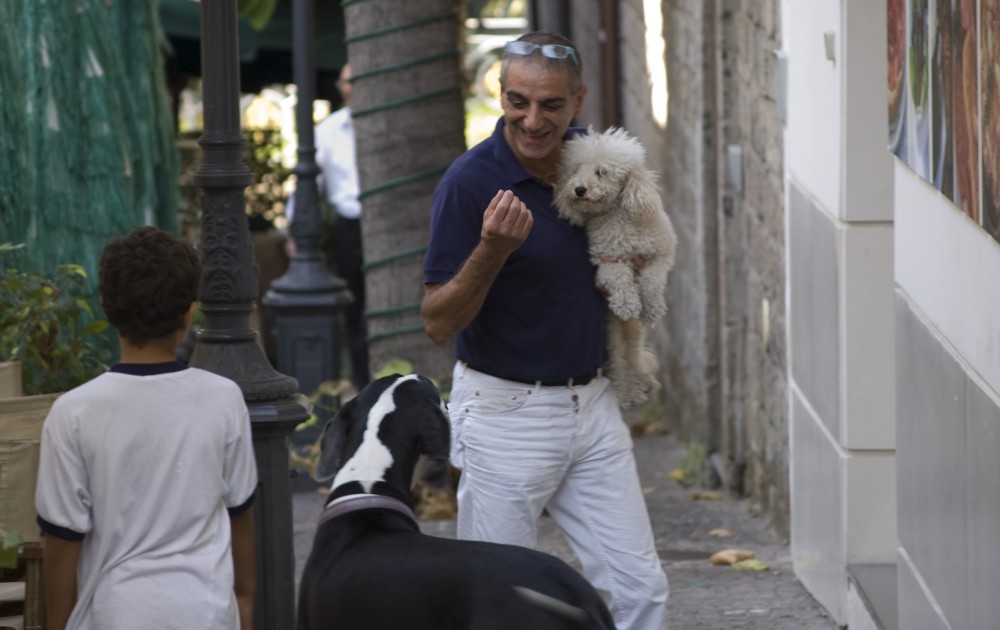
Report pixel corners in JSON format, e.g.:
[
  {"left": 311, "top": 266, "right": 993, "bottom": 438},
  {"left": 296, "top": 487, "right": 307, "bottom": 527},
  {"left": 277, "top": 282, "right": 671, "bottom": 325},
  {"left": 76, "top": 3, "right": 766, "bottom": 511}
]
[{"left": 99, "top": 226, "right": 201, "bottom": 347}]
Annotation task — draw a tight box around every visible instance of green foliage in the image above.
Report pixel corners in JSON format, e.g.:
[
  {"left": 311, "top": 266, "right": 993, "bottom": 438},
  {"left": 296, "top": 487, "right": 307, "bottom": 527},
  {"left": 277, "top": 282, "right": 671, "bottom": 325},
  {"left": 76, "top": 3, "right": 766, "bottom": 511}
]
[
  {"left": 375, "top": 359, "right": 450, "bottom": 402},
  {"left": 0, "top": 527, "right": 21, "bottom": 569},
  {"left": 672, "top": 441, "right": 707, "bottom": 488},
  {"left": 0, "top": 243, "right": 111, "bottom": 395},
  {"left": 245, "top": 128, "right": 294, "bottom": 221},
  {"left": 374, "top": 359, "right": 416, "bottom": 380}
]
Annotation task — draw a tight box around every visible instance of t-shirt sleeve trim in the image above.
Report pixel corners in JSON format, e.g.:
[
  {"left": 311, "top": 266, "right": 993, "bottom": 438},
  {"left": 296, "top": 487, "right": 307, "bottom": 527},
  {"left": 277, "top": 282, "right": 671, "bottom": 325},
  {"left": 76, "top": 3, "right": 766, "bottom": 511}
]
[
  {"left": 227, "top": 490, "right": 255, "bottom": 517},
  {"left": 37, "top": 515, "right": 85, "bottom": 541}
]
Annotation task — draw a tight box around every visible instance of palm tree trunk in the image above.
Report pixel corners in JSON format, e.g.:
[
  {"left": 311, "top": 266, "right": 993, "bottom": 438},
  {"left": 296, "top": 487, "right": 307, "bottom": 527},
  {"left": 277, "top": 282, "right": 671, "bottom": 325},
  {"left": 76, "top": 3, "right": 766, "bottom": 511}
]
[{"left": 344, "top": 0, "right": 466, "bottom": 384}]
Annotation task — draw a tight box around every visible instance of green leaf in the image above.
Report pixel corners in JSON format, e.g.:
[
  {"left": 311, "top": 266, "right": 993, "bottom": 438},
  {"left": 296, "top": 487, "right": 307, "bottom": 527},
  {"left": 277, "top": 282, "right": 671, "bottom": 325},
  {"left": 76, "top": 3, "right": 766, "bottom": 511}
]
[
  {"left": 59, "top": 264, "right": 87, "bottom": 279},
  {"left": 295, "top": 415, "right": 318, "bottom": 432},
  {"left": 82, "top": 320, "right": 110, "bottom": 335},
  {"left": 238, "top": 0, "right": 277, "bottom": 31}
]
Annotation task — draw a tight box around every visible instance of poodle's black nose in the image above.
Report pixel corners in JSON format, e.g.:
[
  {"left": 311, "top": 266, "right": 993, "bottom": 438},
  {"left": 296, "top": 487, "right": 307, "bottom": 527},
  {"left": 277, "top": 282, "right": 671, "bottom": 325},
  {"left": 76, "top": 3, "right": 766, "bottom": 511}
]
[{"left": 574, "top": 186, "right": 587, "bottom": 198}]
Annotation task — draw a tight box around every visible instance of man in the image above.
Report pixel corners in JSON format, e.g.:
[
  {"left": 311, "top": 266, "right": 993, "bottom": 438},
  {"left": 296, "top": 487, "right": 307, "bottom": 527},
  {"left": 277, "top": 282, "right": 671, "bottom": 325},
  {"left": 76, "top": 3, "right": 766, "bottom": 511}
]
[
  {"left": 316, "top": 63, "right": 371, "bottom": 389},
  {"left": 421, "top": 32, "right": 669, "bottom": 630}
]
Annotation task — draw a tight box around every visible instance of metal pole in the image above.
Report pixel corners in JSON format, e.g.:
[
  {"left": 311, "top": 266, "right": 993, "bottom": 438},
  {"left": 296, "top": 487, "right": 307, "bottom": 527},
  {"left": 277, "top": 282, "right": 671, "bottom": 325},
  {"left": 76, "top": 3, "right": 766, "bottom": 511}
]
[
  {"left": 269, "top": 0, "right": 345, "bottom": 296},
  {"left": 192, "top": 2, "right": 307, "bottom": 628},
  {"left": 263, "top": 0, "right": 352, "bottom": 401}
]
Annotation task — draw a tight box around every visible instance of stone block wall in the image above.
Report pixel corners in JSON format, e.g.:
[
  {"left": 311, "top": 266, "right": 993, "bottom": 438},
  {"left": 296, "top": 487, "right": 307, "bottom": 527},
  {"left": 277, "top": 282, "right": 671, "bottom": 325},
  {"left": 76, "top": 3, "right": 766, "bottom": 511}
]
[
  {"left": 716, "top": 0, "right": 788, "bottom": 533},
  {"left": 619, "top": 0, "right": 790, "bottom": 533}
]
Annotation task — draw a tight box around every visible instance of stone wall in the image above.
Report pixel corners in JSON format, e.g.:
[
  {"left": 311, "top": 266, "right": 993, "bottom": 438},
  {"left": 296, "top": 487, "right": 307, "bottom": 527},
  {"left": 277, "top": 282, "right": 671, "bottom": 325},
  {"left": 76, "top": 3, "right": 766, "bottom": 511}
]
[
  {"left": 614, "top": 0, "right": 790, "bottom": 533},
  {"left": 715, "top": 0, "right": 788, "bottom": 534}
]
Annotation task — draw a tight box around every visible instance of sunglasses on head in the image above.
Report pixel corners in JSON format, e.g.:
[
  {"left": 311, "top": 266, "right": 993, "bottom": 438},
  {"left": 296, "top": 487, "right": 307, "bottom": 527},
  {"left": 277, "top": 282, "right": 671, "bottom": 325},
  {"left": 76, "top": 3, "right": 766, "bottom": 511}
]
[{"left": 503, "top": 41, "right": 579, "bottom": 66}]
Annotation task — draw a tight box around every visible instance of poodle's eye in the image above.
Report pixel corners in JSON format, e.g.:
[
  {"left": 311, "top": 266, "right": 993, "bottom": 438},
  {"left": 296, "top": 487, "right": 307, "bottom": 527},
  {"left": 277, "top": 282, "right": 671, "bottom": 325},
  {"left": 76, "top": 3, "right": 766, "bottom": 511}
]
[{"left": 595, "top": 167, "right": 607, "bottom": 177}]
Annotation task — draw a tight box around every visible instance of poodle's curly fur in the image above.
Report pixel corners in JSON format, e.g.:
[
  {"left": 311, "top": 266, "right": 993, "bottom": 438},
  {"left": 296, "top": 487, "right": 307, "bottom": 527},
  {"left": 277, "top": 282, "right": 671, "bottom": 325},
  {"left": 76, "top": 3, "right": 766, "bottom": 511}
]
[{"left": 555, "top": 126, "right": 677, "bottom": 408}]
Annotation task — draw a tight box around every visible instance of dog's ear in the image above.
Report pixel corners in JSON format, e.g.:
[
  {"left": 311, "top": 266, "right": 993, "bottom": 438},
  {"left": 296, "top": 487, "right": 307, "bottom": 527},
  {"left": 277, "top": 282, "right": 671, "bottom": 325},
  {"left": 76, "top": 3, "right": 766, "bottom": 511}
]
[
  {"left": 314, "top": 396, "right": 360, "bottom": 482},
  {"left": 620, "top": 165, "right": 662, "bottom": 222},
  {"left": 417, "top": 379, "right": 452, "bottom": 488}
]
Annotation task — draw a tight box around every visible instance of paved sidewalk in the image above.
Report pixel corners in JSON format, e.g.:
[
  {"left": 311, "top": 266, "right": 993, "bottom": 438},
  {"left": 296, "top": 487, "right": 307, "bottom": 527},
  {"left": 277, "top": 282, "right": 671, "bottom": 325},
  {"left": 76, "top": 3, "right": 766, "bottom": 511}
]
[{"left": 292, "top": 429, "right": 837, "bottom": 629}]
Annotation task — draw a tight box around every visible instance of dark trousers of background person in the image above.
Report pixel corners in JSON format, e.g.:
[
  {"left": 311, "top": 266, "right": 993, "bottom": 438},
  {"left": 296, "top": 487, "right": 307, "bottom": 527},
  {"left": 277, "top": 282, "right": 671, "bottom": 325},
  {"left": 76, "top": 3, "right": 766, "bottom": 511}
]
[{"left": 332, "top": 216, "right": 371, "bottom": 389}]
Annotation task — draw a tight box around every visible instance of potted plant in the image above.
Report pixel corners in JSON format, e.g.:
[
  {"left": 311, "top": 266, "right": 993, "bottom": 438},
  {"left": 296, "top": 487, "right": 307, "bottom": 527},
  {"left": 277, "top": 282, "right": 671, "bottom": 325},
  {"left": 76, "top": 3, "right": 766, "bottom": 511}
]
[
  {"left": 0, "top": 243, "right": 110, "bottom": 396},
  {"left": 0, "top": 242, "right": 110, "bottom": 570}
]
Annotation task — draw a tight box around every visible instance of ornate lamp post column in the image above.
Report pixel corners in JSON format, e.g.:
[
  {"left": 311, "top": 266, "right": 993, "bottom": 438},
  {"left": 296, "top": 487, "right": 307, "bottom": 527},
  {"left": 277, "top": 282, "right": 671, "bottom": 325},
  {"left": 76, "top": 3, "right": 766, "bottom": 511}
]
[
  {"left": 263, "top": 0, "right": 352, "bottom": 401},
  {"left": 191, "top": 2, "right": 307, "bottom": 628}
]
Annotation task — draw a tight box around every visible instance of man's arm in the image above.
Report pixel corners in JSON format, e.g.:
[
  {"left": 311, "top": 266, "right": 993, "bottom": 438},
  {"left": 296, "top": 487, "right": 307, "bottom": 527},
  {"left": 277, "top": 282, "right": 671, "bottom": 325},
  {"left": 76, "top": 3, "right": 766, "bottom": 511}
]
[
  {"left": 230, "top": 508, "right": 256, "bottom": 630},
  {"left": 43, "top": 534, "right": 81, "bottom": 630},
  {"left": 421, "top": 190, "right": 533, "bottom": 344}
]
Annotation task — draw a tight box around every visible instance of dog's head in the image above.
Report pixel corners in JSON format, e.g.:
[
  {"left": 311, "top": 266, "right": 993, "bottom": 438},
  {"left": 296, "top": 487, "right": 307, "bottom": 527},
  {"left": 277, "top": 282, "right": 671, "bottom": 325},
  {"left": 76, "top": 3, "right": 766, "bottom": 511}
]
[
  {"left": 315, "top": 374, "right": 451, "bottom": 494},
  {"left": 554, "top": 126, "right": 661, "bottom": 225}
]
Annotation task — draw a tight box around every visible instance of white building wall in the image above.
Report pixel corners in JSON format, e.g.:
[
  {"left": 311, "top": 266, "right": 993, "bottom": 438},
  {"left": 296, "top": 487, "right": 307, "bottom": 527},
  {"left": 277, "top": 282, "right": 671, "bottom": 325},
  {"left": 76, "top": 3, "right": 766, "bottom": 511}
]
[
  {"left": 894, "top": 162, "right": 1000, "bottom": 629},
  {"left": 783, "top": 0, "right": 897, "bottom": 624}
]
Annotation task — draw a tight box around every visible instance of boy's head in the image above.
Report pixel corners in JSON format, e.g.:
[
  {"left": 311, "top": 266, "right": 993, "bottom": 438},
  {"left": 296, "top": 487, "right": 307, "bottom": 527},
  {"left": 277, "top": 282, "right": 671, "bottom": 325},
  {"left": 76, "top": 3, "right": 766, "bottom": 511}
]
[{"left": 99, "top": 226, "right": 201, "bottom": 347}]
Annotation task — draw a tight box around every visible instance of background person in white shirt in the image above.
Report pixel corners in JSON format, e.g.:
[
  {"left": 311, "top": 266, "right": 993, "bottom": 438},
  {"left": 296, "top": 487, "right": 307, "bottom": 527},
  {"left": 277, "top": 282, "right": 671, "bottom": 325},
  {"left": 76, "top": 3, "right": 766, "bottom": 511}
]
[{"left": 315, "top": 64, "right": 370, "bottom": 389}]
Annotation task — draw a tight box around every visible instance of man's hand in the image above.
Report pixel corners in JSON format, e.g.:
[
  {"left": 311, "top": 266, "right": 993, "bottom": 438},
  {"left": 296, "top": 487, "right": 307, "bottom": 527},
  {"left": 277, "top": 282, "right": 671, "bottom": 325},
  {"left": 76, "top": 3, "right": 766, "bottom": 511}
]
[
  {"left": 422, "top": 190, "right": 533, "bottom": 345},
  {"left": 481, "top": 190, "right": 533, "bottom": 258}
]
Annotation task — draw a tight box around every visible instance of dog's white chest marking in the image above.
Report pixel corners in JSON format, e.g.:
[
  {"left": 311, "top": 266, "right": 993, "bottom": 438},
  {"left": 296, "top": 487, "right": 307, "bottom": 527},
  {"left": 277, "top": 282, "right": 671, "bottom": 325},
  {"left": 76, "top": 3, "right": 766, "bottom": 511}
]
[{"left": 332, "top": 374, "right": 418, "bottom": 493}]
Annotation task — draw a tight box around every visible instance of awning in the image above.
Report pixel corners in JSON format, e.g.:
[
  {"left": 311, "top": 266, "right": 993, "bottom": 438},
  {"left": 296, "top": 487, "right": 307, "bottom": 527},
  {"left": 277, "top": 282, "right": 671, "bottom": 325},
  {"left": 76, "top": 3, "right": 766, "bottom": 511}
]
[{"left": 160, "top": 0, "right": 347, "bottom": 96}]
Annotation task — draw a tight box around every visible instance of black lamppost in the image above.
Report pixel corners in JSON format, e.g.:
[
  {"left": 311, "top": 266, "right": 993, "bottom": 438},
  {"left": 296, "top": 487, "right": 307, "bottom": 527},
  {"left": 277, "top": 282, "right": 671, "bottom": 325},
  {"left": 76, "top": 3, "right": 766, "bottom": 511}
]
[
  {"left": 191, "top": 2, "right": 307, "bottom": 628},
  {"left": 263, "top": 0, "right": 352, "bottom": 400}
]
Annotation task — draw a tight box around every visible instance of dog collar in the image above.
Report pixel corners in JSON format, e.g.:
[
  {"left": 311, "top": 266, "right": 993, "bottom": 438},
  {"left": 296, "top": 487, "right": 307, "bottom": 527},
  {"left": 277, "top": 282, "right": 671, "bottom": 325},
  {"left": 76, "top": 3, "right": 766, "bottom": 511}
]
[{"left": 318, "top": 494, "right": 417, "bottom": 527}]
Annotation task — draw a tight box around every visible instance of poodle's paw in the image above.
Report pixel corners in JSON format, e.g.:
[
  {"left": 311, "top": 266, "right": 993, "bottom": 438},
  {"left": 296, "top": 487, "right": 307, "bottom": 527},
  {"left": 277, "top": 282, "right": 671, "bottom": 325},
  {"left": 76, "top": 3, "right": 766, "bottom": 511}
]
[
  {"left": 640, "top": 299, "right": 668, "bottom": 323},
  {"left": 608, "top": 290, "right": 643, "bottom": 321},
  {"left": 641, "top": 370, "right": 661, "bottom": 395},
  {"left": 617, "top": 383, "right": 651, "bottom": 409},
  {"left": 610, "top": 369, "right": 656, "bottom": 409},
  {"left": 638, "top": 348, "right": 660, "bottom": 379}
]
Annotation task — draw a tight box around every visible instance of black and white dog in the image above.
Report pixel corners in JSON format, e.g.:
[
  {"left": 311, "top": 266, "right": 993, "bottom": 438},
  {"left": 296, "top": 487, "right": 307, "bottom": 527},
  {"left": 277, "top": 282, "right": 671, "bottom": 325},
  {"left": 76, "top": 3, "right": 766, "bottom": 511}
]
[{"left": 297, "top": 373, "right": 616, "bottom": 630}]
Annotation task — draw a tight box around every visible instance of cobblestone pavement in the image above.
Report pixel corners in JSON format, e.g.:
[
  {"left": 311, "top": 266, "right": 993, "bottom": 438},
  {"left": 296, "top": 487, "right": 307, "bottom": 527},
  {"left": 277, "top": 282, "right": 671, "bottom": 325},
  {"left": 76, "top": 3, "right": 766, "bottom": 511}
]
[{"left": 292, "top": 429, "right": 838, "bottom": 630}]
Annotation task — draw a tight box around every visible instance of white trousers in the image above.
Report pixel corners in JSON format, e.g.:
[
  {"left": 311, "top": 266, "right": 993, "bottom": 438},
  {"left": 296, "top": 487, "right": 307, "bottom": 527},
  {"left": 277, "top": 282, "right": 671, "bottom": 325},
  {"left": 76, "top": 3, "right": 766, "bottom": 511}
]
[{"left": 449, "top": 362, "right": 669, "bottom": 630}]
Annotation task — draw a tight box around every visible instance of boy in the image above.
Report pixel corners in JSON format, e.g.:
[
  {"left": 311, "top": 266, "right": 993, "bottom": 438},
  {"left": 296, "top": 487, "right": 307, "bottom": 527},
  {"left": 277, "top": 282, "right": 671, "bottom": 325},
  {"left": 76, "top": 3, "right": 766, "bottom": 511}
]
[{"left": 35, "top": 226, "right": 258, "bottom": 630}]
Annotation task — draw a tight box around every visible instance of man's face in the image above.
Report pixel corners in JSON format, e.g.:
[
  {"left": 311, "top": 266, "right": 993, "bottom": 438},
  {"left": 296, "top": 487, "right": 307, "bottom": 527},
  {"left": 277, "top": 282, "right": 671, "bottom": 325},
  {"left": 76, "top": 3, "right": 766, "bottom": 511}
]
[
  {"left": 338, "top": 65, "right": 353, "bottom": 107},
  {"left": 501, "top": 59, "right": 585, "bottom": 165}
]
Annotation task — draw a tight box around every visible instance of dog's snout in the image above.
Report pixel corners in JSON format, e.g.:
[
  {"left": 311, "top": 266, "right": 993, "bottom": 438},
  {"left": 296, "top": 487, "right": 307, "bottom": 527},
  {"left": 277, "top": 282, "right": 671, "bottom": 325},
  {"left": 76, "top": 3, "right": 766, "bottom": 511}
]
[{"left": 574, "top": 186, "right": 587, "bottom": 198}]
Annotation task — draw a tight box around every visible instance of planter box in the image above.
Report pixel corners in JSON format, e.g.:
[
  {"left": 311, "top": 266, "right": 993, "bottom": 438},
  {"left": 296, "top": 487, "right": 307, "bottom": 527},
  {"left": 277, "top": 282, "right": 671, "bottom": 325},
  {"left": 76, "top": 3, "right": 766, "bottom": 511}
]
[
  {"left": 0, "top": 393, "right": 60, "bottom": 544},
  {"left": 0, "top": 362, "right": 20, "bottom": 398}
]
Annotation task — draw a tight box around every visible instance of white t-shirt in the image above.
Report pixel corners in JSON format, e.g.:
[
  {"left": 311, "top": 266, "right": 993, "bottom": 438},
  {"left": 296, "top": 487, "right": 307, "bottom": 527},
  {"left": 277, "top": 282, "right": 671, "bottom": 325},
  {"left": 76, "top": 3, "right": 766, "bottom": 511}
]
[{"left": 35, "top": 365, "right": 258, "bottom": 630}]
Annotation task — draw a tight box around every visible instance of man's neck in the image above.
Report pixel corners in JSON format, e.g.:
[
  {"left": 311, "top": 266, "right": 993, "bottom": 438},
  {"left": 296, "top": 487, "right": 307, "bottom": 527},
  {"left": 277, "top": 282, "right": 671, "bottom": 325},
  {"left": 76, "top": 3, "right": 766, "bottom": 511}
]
[
  {"left": 524, "top": 157, "right": 560, "bottom": 184},
  {"left": 117, "top": 336, "right": 180, "bottom": 364}
]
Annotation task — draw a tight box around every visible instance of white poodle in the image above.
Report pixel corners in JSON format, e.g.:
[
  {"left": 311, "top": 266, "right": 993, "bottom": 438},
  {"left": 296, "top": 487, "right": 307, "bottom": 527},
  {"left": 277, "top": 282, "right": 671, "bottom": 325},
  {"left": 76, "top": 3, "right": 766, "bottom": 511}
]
[{"left": 554, "top": 126, "right": 677, "bottom": 408}]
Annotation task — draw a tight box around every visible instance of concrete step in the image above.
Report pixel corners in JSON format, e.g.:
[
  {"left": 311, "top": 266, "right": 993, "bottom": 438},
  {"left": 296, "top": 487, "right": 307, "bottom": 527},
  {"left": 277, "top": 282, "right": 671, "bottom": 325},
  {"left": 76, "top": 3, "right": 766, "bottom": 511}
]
[{"left": 847, "top": 563, "right": 897, "bottom": 630}]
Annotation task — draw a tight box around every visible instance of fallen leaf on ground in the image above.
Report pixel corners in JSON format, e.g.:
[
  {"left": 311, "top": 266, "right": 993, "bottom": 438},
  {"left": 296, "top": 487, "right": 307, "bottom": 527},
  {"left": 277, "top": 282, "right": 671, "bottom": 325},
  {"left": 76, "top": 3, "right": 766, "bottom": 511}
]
[
  {"left": 667, "top": 468, "right": 686, "bottom": 481},
  {"left": 629, "top": 419, "right": 669, "bottom": 436},
  {"left": 732, "top": 558, "right": 769, "bottom": 571},
  {"left": 692, "top": 490, "right": 725, "bottom": 501},
  {"left": 709, "top": 549, "right": 756, "bottom": 565},
  {"left": 642, "top": 486, "right": 655, "bottom": 495},
  {"left": 708, "top": 528, "right": 734, "bottom": 538}
]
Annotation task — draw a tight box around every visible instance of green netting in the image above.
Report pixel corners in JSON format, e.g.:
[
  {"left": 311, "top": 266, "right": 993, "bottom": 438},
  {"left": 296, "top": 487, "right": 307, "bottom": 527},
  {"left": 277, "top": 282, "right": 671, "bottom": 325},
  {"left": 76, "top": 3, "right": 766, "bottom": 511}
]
[{"left": 0, "top": 0, "right": 179, "bottom": 282}]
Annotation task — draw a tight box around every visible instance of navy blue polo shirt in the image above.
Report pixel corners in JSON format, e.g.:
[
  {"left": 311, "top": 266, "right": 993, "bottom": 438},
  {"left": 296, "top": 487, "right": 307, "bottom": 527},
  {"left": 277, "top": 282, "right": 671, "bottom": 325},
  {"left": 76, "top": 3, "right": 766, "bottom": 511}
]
[{"left": 424, "top": 118, "right": 607, "bottom": 381}]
